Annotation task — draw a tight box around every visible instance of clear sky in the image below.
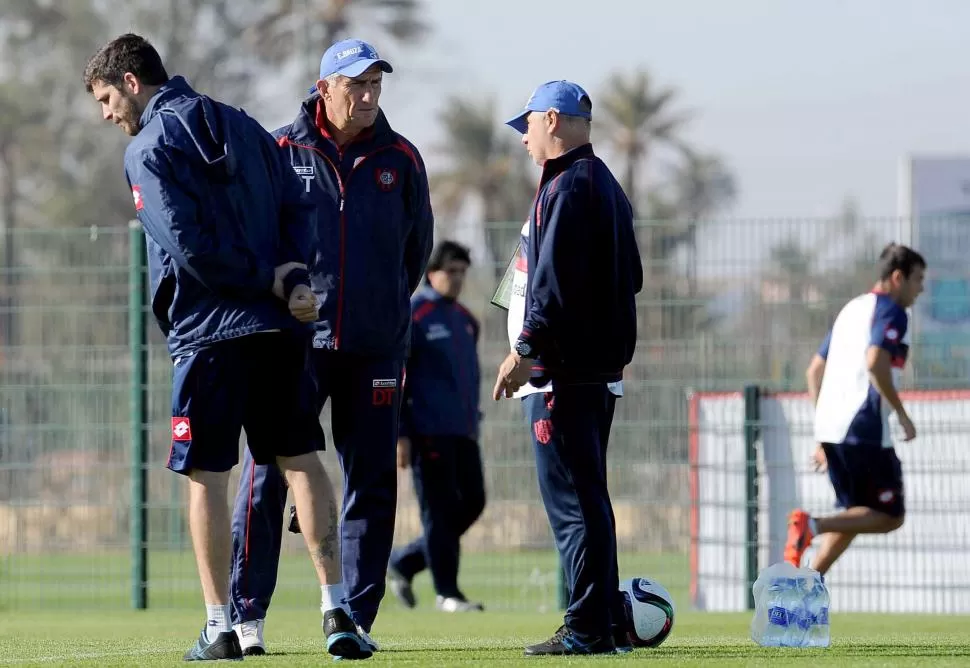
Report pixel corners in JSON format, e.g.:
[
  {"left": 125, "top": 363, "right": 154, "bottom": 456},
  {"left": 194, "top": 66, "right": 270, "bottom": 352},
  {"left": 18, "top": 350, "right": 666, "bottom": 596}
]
[{"left": 262, "top": 0, "right": 970, "bottom": 221}]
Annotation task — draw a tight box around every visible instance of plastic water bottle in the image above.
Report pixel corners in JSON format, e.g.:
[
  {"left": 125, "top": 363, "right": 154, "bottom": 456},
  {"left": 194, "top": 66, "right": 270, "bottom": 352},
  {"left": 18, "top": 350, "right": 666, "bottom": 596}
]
[
  {"left": 785, "top": 577, "right": 813, "bottom": 647},
  {"left": 804, "top": 575, "right": 831, "bottom": 648},
  {"left": 751, "top": 562, "right": 831, "bottom": 648},
  {"left": 760, "top": 578, "right": 791, "bottom": 647}
]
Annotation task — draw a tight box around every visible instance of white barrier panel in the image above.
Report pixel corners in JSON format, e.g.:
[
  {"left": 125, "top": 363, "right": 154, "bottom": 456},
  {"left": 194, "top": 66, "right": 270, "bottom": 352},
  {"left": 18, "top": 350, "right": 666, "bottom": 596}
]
[{"left": 690, "top": 390, "right": 970, "bottom": 613}]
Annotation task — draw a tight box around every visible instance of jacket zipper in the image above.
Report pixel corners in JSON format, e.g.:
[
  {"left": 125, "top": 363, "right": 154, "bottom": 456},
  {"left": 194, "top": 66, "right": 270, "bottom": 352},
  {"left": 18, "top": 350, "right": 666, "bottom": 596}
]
[{"left": 288, "top": 141, "right": 395, "bottom": 350}]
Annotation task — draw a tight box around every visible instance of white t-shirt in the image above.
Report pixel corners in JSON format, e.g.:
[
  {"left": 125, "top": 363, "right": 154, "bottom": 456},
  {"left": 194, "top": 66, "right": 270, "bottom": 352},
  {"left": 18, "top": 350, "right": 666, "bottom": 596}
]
[
  {"left": 506, "top": 222, "right": 623, "bottom": 398},
  {"left": 814, "top": 292, "right": 909, "bottom": 447}
]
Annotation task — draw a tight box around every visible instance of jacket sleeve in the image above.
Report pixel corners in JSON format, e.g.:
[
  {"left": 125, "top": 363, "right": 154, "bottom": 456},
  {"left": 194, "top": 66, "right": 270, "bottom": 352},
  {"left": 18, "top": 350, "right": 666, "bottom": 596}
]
[
  {"left": 125, "top": 145, "right": 275, "bottom": 296},
  {"left": 472, "top": 318, "right": 483, "bottom": 431},
  {"left": 273, "top": 132, "right": 316, "bottom": 268},
  {"left": 518, "top": 190, "right": 586, "bottom": 356},
  {"left": 404, "top": 152, "right": 434, "bottom": 294},
  {"left": 624, "top": 195, "right": 644, "bottom": 294}
]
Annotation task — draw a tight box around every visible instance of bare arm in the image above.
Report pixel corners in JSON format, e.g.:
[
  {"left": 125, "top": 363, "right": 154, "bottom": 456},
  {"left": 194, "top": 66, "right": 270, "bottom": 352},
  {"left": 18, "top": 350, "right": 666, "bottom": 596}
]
[
  {"left": 866, "top": 346, "right": 905, "bottom": 414},
  {"left": 805, "top": 354, "right": 826, "bottom": 406},
  {"left": 806, "top": 353, "right": 828, "bottom": 471},
  {"left": 867, "top": 345, "right": 916, "bottom": 440}
]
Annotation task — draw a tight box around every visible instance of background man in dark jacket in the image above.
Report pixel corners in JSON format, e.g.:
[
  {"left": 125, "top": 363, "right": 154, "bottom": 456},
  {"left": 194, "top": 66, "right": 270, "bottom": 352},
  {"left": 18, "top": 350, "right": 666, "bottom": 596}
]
[{"left": 387, "top": 241, "right": 486, "bottom": 614}]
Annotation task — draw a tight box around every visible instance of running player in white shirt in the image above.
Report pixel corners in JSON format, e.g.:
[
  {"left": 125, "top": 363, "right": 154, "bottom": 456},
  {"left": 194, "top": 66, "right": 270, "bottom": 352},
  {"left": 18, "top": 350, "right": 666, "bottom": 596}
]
[{"left": 786, "top": 243, "right": 926, "bottom": 575}]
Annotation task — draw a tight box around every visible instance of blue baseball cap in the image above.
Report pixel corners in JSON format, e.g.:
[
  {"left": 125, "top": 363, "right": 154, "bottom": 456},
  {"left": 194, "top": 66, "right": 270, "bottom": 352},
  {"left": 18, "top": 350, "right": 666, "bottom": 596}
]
[
  {"left": 505, "top": 80, "right": 592, "bottom": 134},
  {"left": 309, "top": 39, "right": 393, "bottom": 93}
]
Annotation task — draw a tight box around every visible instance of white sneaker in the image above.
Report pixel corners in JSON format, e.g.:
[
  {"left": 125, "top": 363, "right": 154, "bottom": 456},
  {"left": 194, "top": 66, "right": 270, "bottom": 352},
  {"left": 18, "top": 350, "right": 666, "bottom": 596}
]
[
  {"left": 233, "top": 619, "right": 266, "bottom": 656},
  {"left": 357, "top": 625, "right": 380, "bottom": 652},
  {"left": 436, "top": 595, "right": 485, "bottom": 612}
]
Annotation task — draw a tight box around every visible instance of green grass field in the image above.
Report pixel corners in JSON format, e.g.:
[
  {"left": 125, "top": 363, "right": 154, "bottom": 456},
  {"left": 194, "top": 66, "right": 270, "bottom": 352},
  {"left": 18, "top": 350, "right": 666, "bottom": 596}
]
[
  {"left": 1, "top": 552, "right": 969, "bottom": 665},
  {"left": 2, "top": 609, "right": 969, "bottom": 666},
  {"left": 0, "top": 551, "right": 690, "bottom": 611}
]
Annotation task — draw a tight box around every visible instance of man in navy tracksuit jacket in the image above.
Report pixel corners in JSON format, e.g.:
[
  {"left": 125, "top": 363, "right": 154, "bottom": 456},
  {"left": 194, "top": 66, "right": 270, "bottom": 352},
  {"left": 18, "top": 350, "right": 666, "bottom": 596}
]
[
  {"left": 387, "top": 241, "right": 486, "bottom": 613},
  {"left": 83, "top": 33, "right": 369, "bottom": 661},
  {"left": 494, "top": 81, "right": 643, "bottom": 656},
  {"left": 229, "top": 39, "right": 433, "bottom": 652}
]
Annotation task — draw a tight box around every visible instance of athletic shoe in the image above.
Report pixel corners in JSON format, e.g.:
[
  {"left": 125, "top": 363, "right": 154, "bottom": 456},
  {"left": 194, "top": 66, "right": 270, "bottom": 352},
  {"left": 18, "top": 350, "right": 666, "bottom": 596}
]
[
  {"left": 785, "top": 508, "right": 815, "bottom": 567},
  {"left": 435, "top": 595, "right": 484, "bottom": 612},
  {"left": 323, "top": 608, "right": 373, "bottom": 660},
  {"left": 387, "top": 565, "right": 416, "bottom": 609},
  {"left": 357, "top": 625, "right": 380, "bottom": 652},
  {"left": 233, "top": 619, "right": 265, "bottom": 656},
  {"left": 523, "top": 625, "right": 615, "bottom": 656},
  {"left": 183, "top": 629, "right": 243, "bottom": 661}
]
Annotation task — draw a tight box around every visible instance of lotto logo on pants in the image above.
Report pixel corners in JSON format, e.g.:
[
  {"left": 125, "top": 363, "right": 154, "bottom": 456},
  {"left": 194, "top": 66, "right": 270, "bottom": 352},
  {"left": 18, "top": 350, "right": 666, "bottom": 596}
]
[
  {"left": 372, "top": 378, "right": 397, "bottom": 406},
  {"left": 172, "top": 417, "right": 192, "bottom": 441}
]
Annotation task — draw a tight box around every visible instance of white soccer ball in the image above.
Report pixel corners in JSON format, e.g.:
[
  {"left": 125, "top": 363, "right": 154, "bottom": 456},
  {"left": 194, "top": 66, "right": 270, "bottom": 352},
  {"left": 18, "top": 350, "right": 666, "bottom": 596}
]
[{"left": 619, "top": 576, "right": 675, "bottom": 647}]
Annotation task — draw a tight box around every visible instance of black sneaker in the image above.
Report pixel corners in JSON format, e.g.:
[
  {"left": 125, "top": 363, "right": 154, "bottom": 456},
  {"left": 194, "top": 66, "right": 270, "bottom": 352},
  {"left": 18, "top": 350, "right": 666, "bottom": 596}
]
[
  {"left": 183, "top": 629, "right": 243, "bottom": 661},
  {"left": 387, "top": 564, "right": 416, "bottom": 609},
  {"left": 323, "top": 608, "right": 373, "bottom": 660},
  {"left": 523, "top": 625, "right": 616, "bottom": 656}
]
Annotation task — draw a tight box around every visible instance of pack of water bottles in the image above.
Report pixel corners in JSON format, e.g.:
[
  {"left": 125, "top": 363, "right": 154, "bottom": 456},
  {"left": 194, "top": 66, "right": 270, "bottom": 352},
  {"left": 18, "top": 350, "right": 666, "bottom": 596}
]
[{"left": 750, "top": 562, "right": 830, "bottom": 648}]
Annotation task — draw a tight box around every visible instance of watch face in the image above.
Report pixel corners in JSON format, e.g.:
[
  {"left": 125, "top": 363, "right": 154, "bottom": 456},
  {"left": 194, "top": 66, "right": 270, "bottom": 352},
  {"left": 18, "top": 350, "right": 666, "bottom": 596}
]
[{"left": 516, "top": 341, "right": 532, "bottom": 357}]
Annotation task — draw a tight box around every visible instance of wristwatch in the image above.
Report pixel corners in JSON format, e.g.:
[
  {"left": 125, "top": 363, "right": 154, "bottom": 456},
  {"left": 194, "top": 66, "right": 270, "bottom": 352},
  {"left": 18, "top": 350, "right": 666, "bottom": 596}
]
[{"left": 514, "top": 338, "right": 535, "bottom": 359}]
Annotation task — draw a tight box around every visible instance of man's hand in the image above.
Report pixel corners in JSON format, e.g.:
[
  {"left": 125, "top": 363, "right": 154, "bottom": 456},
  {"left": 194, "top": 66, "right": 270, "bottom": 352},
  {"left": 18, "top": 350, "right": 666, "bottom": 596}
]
[
  {"left": 492, "top": 352, "right": 534, "bottom": 401},
  {"left": 288, "top": 284, "right": 318, "bottom": 323},
  {"left": 811, "top": 444, "right": 827, "bottom": 473},
  {"left": 396, "top": 437, "right": 411, "bottom": 470},
  {"left": 898, "top": 412, "right": 917, "bottom": 441},
  {"left": 272, "top": 262, "right": 307, "bottom": 300}
]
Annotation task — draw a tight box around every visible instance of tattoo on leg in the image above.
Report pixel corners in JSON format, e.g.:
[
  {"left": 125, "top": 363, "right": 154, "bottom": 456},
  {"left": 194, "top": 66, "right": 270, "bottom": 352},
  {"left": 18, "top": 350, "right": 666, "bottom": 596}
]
[{"left": 313, "top": 502, "right": 339, "bottom": 566}]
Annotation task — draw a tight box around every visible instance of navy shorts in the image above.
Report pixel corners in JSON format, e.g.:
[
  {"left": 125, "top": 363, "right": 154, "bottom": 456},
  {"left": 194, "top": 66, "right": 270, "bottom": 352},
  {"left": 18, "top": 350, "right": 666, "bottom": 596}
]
[
  {"left": 822, "top": 442, "right": 905, "bottom": 518},
  {"left": 167, "top": 331, "right": 325, "bottom": 475}
]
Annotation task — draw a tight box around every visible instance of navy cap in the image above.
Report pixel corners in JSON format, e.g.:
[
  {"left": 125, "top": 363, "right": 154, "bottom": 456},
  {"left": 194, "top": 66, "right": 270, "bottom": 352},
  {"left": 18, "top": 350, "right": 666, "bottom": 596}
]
[
  {"left": 505, "top": 80, "right": 592, "bottom": 134},
  {"left": 309, "top": 39, "right": 393, "bottom": 93}
]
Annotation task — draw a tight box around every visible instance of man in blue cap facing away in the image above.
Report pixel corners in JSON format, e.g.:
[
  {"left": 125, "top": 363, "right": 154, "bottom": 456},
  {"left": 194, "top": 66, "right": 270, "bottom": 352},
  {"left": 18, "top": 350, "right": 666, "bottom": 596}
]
[
  {"left": 493, "top": 80, "right": 643, "bottom": 656},
  {"left": 228, "top": 38, "right": 433, "bottom": 657}
]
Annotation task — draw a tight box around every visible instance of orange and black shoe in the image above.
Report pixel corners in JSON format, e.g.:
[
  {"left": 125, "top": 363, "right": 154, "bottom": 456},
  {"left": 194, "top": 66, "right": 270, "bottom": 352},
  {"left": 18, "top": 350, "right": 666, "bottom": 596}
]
[{"left": 784, "top": 509, "right": 814, "bottom": 567}]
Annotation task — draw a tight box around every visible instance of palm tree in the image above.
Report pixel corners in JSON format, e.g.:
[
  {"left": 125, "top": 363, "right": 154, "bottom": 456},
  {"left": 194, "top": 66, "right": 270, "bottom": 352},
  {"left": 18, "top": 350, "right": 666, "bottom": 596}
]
[
  {"left": 431, "top": 96, "right": 536, "bottom": 276},
  {"left": 596, "top": 69, "right": 691, "bottom": 343},
  {"left": 245, "top": 0, "right": 426, "bottom": 83},
  {"left": 672, "top": 152, "right": 737, "bottom": 296},
  {"left": 753, "top": 197, "right": 874, "bottom": 387},
  {"left": 596, "top": 69, "right": 690, "bottom": 214}
]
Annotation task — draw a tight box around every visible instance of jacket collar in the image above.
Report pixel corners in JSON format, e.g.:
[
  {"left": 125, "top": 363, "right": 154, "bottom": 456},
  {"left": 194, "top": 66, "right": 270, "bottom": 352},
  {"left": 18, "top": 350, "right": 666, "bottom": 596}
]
[
  {"left": 539, "top": 143, "right": 595, "bottom": 188},
  {"left": 418, "top": 284, "right": 455, "bottom": 304},
  {"left": 139, "top": 76, "right": 196, "bottom": 129},
  {"left": 288, "top": 94, "right": 395, "bottom": 155}
]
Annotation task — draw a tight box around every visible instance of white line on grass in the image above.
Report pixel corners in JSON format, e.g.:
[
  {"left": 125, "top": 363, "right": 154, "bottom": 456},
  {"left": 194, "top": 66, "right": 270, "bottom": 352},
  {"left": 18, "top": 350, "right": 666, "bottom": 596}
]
[{"left": 0, "top": 648, "right": 173, "bottom": 664}]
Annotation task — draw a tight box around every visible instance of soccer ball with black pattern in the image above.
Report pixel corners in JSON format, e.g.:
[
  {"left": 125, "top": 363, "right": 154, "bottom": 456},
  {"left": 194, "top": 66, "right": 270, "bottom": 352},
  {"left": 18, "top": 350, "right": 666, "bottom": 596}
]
[{"left": 618, "top": 577, "right": 675, "bottom": 647}]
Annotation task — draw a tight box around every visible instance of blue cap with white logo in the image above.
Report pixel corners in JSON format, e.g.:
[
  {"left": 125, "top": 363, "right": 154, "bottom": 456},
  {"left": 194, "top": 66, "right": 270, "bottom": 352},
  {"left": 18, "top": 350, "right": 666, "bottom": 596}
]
[
  {"left": 505, "top": 80, "right": 592, "bottom": 134},
  {"left": 309, "top": 38, "right": 393, "bottom": 93}
]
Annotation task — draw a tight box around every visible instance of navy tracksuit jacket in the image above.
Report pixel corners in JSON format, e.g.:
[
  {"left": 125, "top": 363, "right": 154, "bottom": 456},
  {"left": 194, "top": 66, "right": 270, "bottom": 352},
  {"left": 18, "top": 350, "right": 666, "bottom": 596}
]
[
  {"left": 230, "top": 96, "right": 433, "bottom": 631},
  {"left": 516, "top": 143, "right": 642, "bottom": 644},
  {"left": 390, "top": 286, "right": 485, "bottom": 599},
  {"left": 124, "top": 76, "right": 314, "bottom": 357},
  {"left": 399, "top": 286, "right": 481, "bottom": 442}
]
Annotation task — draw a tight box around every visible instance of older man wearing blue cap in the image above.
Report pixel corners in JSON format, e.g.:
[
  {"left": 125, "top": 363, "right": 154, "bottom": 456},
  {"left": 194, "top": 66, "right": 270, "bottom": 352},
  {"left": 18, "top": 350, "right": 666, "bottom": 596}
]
[
  {"left": 228, "top": 38, "right": 433, "bottom": 657},
  {"left": 493, "top": 80, "right": 644, "bottom": 656}
]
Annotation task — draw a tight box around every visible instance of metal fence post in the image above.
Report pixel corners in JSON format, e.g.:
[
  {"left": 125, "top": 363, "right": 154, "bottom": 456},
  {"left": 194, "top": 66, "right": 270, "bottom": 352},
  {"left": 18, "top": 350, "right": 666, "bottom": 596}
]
[
  {"left": 129, "top": 219, "right": 149, "bottom": 609},
  {"left": 743, "top": 384, "right": 761, "bottom": 610}
]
